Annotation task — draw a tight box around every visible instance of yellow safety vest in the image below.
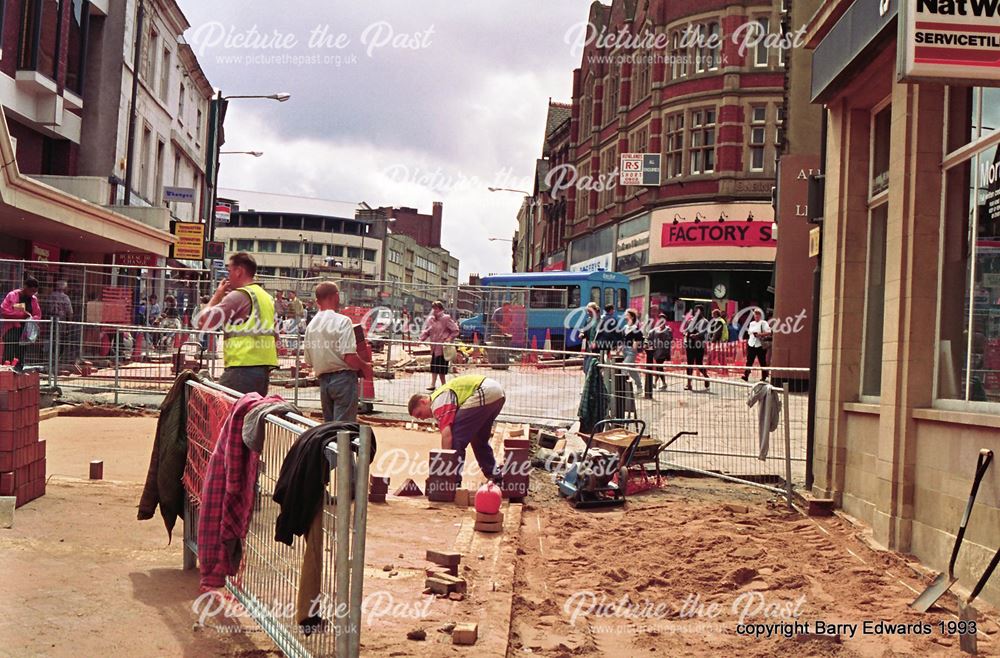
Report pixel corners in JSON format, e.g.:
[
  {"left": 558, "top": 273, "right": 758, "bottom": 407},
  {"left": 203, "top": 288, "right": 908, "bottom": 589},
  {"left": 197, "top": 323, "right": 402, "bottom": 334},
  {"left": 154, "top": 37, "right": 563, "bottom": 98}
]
[
  {"left": 223, "top": 283, "right": 278, "bottom": 367},
  {"left": 430, "top": 375, "right": 487, "bottom": 407}
]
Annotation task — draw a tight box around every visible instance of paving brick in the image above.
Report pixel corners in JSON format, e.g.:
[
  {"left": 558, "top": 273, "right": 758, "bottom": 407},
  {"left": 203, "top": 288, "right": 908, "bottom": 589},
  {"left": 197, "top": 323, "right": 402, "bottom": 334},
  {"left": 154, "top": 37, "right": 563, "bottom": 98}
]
[
  {"left": 504, "top": 438, "right": 531, "bottom": 451},
  {"left": 394, "top": 478, "right": 423, "bottom": 496},
  {"left": 426, "top": 550, "right": 462, "bottom": 568},
  {"left": 474, "top": 520, "right": 503, "bottom": 533},
  {"left": 475, "top": 511, "right": 503, "bottom": 524},
  {"left": 454, "top": 489, "right": 470, "bottom": 506},
  {"left": 367, "top": 493, "right": 386, "bottom": 504},
  {"left": 424, "top": 577, "right": 453, "bottom": 595},
  {"left": 452, "top": 623, "right": 478, "bottom": 645}
]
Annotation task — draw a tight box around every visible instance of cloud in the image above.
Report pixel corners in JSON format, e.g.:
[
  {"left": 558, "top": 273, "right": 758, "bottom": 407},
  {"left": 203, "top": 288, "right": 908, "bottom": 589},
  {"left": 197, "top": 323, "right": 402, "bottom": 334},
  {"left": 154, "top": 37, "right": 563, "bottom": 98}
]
[{"left": 181, "top": 0, "right": 585, "bottom": 278}]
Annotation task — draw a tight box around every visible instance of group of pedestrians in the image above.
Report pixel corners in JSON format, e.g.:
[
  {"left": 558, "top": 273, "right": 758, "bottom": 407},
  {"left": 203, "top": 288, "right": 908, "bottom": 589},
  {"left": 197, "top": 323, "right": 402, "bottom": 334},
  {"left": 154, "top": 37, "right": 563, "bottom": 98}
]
[{"left": 581, "top": 301, "right": 774, "bottom": 391}]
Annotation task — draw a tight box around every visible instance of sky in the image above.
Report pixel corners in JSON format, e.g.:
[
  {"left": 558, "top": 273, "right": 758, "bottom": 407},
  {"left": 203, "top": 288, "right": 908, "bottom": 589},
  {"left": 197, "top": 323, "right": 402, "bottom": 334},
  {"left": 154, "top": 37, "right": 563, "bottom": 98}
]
[{"left": 179, "top": 1, "right": 593, "bottom": 280}]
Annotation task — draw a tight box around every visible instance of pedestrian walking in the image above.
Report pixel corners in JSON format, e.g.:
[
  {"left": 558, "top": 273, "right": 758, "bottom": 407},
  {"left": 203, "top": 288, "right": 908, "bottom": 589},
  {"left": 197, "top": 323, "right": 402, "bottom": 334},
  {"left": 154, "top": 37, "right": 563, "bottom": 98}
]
[
  {"left": 196, "top": 252, "right": 278, "bottom": 395},
  {"left": 683, "top": 304, "right": 709, "bottom": 391},
  {"left": 621, "top": 308, "right": 644, "bottom": 391},
  {"left": 420, "top": 300, "right": 459, "bottom": 390},
  {"left": 742, "top": 308, "right": 772, "bottom": 381},
  {"left": 302, "top": 282, "right": 373, "bottom": 422},
  {"left": 646, "top": 312, "right": 672, "bottom": 390},
  {"left": 580, "top": 302, "right": 600, "bottom": 374},
  {"left": 707, "top": 308, "right": 730, "bottom": 370},
  {"left": 408, "top": 374, "right": 506, "bottom": 485},
  {"left": 1, "top": 276, "right": 42, "bottom": 365}
]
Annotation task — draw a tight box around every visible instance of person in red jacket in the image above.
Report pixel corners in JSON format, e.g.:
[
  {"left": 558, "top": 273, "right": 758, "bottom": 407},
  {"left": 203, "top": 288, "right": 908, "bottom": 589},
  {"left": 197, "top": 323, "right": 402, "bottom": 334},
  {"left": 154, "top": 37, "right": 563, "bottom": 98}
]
[{"left": 1, "top": 276, "right": 42, "bottom": 365}]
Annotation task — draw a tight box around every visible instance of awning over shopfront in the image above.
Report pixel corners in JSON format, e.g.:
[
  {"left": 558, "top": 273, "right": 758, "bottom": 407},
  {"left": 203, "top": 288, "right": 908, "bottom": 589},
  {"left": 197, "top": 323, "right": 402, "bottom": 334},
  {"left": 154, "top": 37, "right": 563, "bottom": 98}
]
[{"left": 0, "top": 110, "right": 176, "bottom": 260}]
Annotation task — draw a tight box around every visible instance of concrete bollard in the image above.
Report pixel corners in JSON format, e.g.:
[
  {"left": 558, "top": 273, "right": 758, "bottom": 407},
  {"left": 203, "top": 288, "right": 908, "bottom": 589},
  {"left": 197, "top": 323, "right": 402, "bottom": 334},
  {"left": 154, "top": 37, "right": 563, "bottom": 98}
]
[
  {"left": 0, "top": 496, "right": 15, "bottom": 528},
  {"left": 89, "top": 460, "right": 104, "bottom": 480}
]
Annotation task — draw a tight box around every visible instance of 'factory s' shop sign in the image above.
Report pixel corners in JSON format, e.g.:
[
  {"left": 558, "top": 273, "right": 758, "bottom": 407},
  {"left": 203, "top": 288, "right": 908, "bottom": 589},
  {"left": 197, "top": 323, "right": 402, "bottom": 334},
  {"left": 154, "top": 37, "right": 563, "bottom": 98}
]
[
  {"left": 899, "top": 0, "right": 1000, "bottom": 82},
  {"left": 661, "top": 214, "right": 776, "bottom": 247}
]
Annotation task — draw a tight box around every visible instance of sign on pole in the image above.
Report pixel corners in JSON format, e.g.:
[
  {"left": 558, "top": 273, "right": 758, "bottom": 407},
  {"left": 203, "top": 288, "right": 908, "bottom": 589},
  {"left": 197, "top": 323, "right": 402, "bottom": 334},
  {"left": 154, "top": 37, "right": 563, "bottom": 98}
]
[
  {"left": 171, "top": 221, "right": 205, "bottom": 260},
  {"left": 163, "top": 186, "right": 196, "bottom": 204},
  {"left": 215, "top": 202, "right": 232, "bottom": 225},
  {"left": 898, "top": 0, "right": 1000, "bottom": 83}
]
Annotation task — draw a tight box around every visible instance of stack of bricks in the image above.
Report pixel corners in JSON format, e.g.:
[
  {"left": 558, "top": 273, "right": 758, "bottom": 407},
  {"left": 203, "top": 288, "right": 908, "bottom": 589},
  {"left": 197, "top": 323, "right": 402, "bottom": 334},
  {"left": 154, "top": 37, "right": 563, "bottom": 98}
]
[
  {"left": 368, "top": 475, "right": 389, "bottom": 504},
  {"left": 500, "top": 435, "right": 530, "bottom": 501},
  {"left": 0, "top": 370, "right": 45, "bottom": 508},
  {"left": 424, "top": 550, "right": 466, "bottom": 597},
  {"left": 474, "top": 509, "right": 504, "bottom": 533},
  {"left": 426, "top": 449, "right": 461, "bottom": 502}
]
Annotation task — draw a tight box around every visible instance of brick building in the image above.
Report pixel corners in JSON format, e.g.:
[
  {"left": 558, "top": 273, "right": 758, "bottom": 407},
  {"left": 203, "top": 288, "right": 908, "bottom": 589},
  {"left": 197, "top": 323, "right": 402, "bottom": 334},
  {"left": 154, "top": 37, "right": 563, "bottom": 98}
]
[{"left": 531, "top": 0, "right": 786, "bottom": 322}]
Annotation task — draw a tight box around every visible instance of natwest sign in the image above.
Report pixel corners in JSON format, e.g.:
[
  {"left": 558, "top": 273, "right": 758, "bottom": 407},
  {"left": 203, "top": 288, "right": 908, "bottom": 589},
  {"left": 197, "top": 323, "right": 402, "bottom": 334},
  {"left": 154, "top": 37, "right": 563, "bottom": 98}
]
[{"left": 899, "top": 0, "right": 1000, "bottom": 82}]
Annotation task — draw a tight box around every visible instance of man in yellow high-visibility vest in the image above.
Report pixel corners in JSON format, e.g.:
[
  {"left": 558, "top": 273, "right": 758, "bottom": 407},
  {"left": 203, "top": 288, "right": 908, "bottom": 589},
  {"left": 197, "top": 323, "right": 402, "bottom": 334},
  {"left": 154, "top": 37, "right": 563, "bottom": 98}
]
[
  {"left": 196, "top": 252, "right": 278, "bottom": 395},
  {"left": 408, "top": 374, "right": 506, "bottom": 484}
]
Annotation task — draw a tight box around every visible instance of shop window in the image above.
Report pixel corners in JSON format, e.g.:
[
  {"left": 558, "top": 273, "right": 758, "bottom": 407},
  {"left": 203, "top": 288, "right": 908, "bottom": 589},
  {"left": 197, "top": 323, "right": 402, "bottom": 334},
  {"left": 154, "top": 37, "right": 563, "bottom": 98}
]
[
  {"left": 689, "top": 109, "right": 716, "bottom": 174},
  {"left": 666, "top": 113, "right": 684, "bottom": 178},
  {"left": 861, "top": 203, "right": 888, "bottom": 397},
  {"left": 939, "top": 148, "right": 1000, "bottom": 403},
  {"left": 870, "top": 105, "right": 891, "bottom": 198},
  {"left": 949, "top": 87, "right": 1000, "bottom": 155}
]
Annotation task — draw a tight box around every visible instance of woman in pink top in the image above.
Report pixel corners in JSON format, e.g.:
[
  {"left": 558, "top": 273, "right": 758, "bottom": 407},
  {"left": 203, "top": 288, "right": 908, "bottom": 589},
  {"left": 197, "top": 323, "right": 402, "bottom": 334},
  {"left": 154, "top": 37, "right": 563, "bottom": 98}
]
[
  {"left": 420, "top": 300, "right": 459, "bottom": 390},
  {"left": 1, "top": 276, "right": 42, "bottom": 365}
]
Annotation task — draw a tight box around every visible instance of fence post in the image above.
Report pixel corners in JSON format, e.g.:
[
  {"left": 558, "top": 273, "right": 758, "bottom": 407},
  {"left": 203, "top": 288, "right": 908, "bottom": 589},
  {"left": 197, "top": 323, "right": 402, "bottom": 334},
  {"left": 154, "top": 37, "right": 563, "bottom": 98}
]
[
  {"left": 293, "top": 334, "right": 300, "bottom": 407},
  {"left": 782, "top": 383, "right": 793, "bottom": 510},
  {"left": 114, "top": 327, "right": 121, "bottom": 405},
  {"left": 334, "top": 430, "right": 353, "bottom": 658},
  {"left": 348, "top": 426, "right": 372, "bottom": 657},
  {"left": 48, "top": 318, "right": 56, "bottom": 388}
]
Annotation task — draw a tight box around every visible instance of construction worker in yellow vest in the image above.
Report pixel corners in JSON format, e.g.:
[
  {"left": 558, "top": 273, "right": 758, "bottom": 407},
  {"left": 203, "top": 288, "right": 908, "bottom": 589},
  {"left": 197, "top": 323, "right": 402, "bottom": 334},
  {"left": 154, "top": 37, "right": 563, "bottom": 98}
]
[
  {"left": 408, "top": 374, "right": 506, "bottom": 484},
  {"left": 196, "top": 251, "right": 278, "bottom": 395}
]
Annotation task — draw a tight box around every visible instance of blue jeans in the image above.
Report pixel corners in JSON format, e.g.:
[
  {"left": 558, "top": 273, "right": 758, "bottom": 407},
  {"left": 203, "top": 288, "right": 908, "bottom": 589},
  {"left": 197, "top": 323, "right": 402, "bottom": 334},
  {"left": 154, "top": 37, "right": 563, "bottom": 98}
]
[{"left": 622, "top": 346, "right": 642, "bottom": 389}]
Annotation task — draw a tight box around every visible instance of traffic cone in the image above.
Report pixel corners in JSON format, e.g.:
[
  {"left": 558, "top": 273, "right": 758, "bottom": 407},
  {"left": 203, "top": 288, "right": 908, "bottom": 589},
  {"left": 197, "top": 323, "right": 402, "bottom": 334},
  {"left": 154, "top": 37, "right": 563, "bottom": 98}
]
[
  {"left": 132, "top": 332, "right": 144, "bottom": 360},
  {"left": 543, "top": 328, "right": 552, "bottom": 353}
]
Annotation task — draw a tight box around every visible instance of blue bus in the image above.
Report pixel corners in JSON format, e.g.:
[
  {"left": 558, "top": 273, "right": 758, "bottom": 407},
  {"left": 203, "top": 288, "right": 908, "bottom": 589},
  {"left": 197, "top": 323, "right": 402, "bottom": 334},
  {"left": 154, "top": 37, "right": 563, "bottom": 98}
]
[{"left": 459, "top": 271, "right": 631, "bottom": 349}]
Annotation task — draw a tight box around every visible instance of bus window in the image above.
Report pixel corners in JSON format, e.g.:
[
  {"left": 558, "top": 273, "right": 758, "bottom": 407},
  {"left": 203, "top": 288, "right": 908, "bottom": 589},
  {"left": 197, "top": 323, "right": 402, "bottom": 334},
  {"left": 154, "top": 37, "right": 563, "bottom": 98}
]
[
  {"left": 529, "top": 288, "right": 568, "bottom": 309},
  {"left": 590, "top": 287, "right": 602, "bottom": 306},
  {"left": 604, "top": 287, "right": 614, "bottom": 309},
  {"left": 567, "top": 286, "right": 581, "bottom": 309},
  {"left": 618, "top": 288, "right": 628, "bottom": 310}
]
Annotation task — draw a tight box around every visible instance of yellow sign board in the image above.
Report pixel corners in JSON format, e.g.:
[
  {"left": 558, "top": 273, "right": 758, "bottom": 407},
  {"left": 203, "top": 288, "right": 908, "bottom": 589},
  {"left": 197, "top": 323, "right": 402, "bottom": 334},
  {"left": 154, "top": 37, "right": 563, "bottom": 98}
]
[
  {"left": 808, "top": 226, "right": 821, "bottom": 258},
  {"left": 172, "top": 222, "right": 205, "bottom": 260}
]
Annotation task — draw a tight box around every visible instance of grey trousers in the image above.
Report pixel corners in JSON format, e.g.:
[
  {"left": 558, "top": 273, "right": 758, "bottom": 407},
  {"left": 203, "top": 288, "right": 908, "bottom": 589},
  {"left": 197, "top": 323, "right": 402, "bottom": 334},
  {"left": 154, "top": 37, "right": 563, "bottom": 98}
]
[
  {"left": 219, "top": 365, "right": 271, "bottom": 396},
  {"left": 319, "top": 370, "right": 359, "bottom": 422}
]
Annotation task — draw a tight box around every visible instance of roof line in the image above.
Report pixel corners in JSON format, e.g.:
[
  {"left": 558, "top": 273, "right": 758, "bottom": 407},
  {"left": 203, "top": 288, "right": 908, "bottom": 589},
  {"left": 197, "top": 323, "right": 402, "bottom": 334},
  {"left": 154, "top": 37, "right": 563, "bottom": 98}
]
[{"left": 218, "top": 187, "right": 362, "bottom": 206}]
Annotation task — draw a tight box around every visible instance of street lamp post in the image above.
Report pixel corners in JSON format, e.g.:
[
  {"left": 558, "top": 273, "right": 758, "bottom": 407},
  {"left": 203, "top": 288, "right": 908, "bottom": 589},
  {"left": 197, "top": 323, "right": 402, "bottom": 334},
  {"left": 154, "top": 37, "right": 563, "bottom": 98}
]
[
  {"left": 206, "top": 92, "right": 290, "bottom": 242},
  {"left": 487, "top": 187, "right": 536, "bottom": 272}
]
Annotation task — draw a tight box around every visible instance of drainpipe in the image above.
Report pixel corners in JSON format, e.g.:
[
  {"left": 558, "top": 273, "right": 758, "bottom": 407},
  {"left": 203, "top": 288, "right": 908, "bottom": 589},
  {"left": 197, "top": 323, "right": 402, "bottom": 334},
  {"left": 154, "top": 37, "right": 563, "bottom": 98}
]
[
  {"left": 123, "top": 0, "right": 145, "bottom": 205},
  {"left": 805, "top": 107, "right": 828, "bottom": 492}
]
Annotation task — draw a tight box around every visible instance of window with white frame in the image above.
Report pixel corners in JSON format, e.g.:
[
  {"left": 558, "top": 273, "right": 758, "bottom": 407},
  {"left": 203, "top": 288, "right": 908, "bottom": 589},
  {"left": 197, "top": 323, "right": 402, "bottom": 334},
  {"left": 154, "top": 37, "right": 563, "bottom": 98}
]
[
  {"left": 689, "top": 109, "right": 716, "bottom": 174},
  {"left": 606, "top": 68, "right": 619, "bottom": 121},
  {"left": 753, "top": 17, "right": 770, "bottom": 67},
  {"left": 749, "top": 106, "right": 767, "bottom": 172},
  {"left": 631, "top": 125, "right": 649, "bottom": 153},
  {"left": 600, "top": 146, "right": 616, "bottom": 207},
  {"left": 666, "top": 113, "right": 684, "bottom": 178},
  {"left": 671, "top": 31, "right": 687, "bottom": 80},
  {"left": 696, "top": 23, "right": 721, "bottom": 72}
]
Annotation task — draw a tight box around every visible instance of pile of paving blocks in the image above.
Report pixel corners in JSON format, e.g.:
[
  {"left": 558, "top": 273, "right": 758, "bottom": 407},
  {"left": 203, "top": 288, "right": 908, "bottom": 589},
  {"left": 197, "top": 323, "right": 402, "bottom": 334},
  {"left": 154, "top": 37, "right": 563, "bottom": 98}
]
[
  {"left": 500, "top": 426, "right": 530, "bottom": 501},
  {"left": 424, "top": 550, "right": 467, "bottom": 599},
  {"left": 0, "top": 369, "right": 45, "bottom": 508},
  {"left": 426, "top": 449, "right": 461, "bottom": 502},
  {"left": 474, "top": 509, "right": 504, "bottom": 533},
  {"left": 368, "top": 475, "right": 389, "bottom": 504}
]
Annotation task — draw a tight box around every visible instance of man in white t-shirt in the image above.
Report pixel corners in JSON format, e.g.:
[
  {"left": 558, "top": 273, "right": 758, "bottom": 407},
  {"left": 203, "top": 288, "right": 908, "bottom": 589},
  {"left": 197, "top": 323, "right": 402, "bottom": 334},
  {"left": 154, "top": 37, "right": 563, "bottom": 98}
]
[
  {"left": 742, "top": 308, "right": 771, "bottom": 381},
  {"left": 303, "top": 281, "right": 373, "bottom": 422}
]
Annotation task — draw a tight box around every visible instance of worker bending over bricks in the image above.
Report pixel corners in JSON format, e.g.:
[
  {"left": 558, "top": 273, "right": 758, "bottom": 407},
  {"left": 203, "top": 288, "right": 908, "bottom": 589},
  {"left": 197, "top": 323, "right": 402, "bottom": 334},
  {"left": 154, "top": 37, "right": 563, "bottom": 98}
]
[{"left": 408, "top": 374, "right": 505, "bottom": 486}]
